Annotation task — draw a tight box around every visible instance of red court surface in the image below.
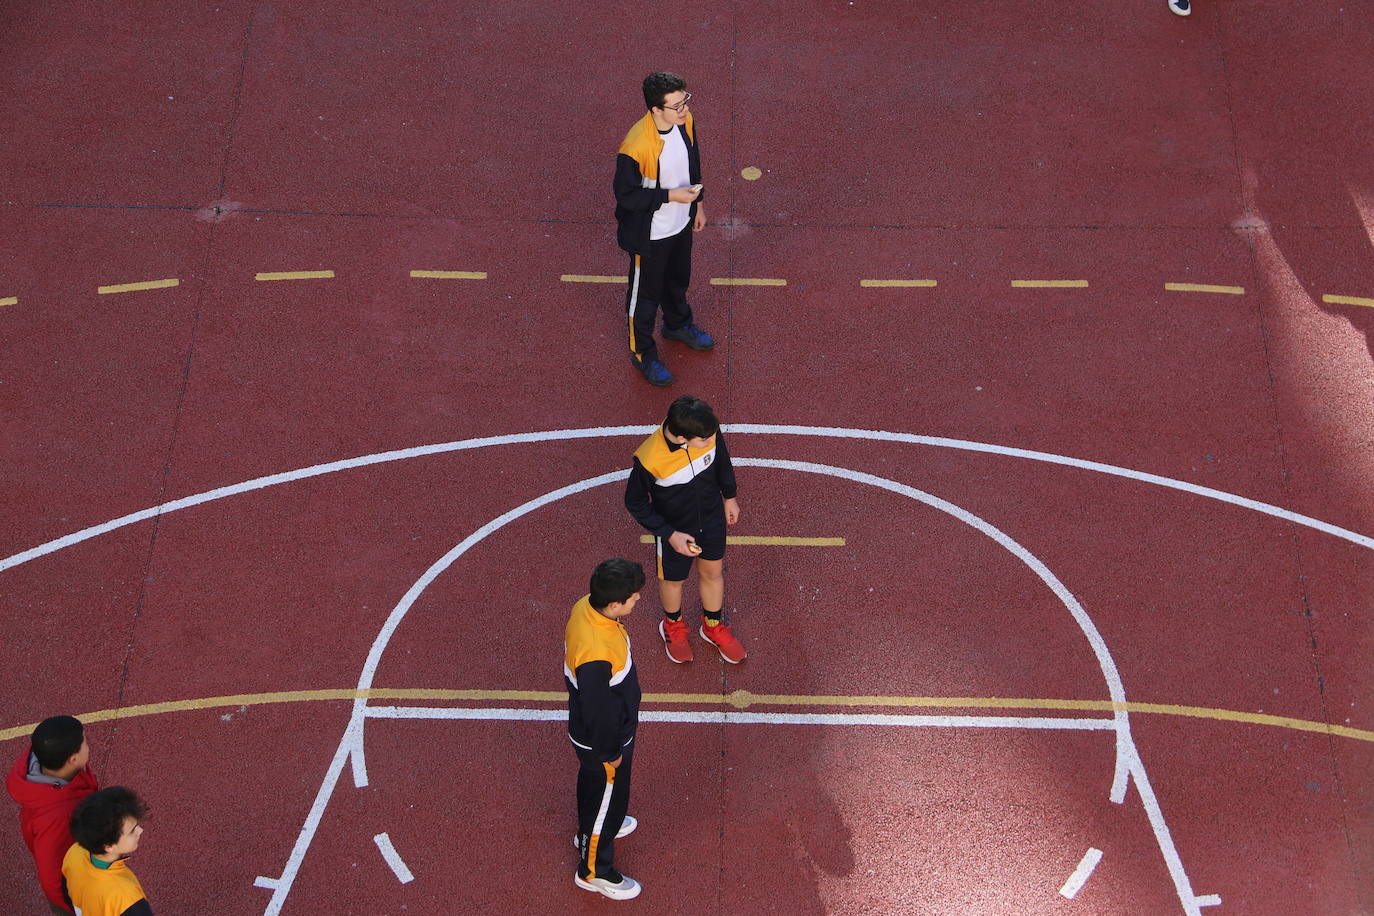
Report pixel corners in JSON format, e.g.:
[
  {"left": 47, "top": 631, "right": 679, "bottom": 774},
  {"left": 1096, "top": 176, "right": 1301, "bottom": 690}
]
[{"left": 2, "top": 2, "right": 1373, "bottom": 914}]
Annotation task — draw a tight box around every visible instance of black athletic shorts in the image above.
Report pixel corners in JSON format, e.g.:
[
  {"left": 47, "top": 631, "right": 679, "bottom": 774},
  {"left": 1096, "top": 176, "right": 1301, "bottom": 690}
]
[{"left": 654, "top": 514, "right": 726, "bottom": 581}]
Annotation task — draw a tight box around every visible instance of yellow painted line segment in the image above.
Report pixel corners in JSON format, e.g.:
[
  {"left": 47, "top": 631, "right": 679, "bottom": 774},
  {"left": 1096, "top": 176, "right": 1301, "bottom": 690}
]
[
  {"left": 560, "top": 274, "right": 625, "bottom": 283},
  {"left": 860, "top": 279, "right": 937, "bottom": 288},
  {"left": 1165, "top": 283, "right": 1245, "bottom": 295},
  {"left": 710, "top": 277, "right": 787, "bottom": 286},
  {"left": 4, "top": 688, "right": 1371, "bottom": 745},
  {"left": 255, "top": 270, "right": 335, "bottom": 281},
  {"left": 638, "top": 534, "right": 844, "bottom": 546},
  {"left": 97, "top": 278, "right": 180, "bottom": 295},
  {"left": 410, "top": 270, "right": 487, "bottom": 280},
  {"left": 1011, "top": 279, "right": 1089, "bottom": 288},
  {"left": 1323, "top": 294, "right": 1374, "bottom": 309},
  {"left": 0, "top": 297, "right": 16, "bottom": 307}
]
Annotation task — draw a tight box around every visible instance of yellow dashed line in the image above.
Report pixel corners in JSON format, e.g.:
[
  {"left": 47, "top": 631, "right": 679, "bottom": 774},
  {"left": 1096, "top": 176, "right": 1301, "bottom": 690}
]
[
  {"left": 638, "top": 535, "right": 845, "bottom": 546},
  {"left": 1165, "top": 283, "right": 1245, "bottom": 295},
  {"left": 1011, "top": 279, "right": 1089, "bottom": 288},
  {"left": 2, "top": 687, "right": 1369, "bottom": 745},
  {"left": 97, "top": 278, "right": 180, "bottom": 295},
  {"left": 1323, "top": 294, "right": 1374, "bottom": 309},
  {"left": 710, "top": 277, "right": 787, "bottom": 286},
  {"left": 860, "top": 279, "right": 938, "bottom": 288},
  {"left": 560, "top": 274, "right": 625, "bottom": 283},
  {"left": 255, "top": 270, "right": 335, "bottom": 282},
  {"left": 410, "top": 270, "right": 487, "bottom": 280},
  {"left": 0, "top": 297, "right": 17, "bottom": 307}
]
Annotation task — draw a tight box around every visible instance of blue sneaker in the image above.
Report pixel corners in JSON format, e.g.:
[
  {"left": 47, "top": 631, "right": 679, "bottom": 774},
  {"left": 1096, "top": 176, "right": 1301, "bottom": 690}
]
[
  {"left": 631, "top": 355, "right": 673, "bottom": 386},
  {"left": 662, "top": 324, "right": 715, "bottom": 351}
]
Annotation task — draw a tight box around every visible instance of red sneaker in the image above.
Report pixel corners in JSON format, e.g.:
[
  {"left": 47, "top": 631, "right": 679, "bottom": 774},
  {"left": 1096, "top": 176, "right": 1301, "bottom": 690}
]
[
  {"left": 699, "top": 622, "right": 747, "bottom": 664},
  {"left": 659, "top": 617, "right": 693, "bottom": 664}
]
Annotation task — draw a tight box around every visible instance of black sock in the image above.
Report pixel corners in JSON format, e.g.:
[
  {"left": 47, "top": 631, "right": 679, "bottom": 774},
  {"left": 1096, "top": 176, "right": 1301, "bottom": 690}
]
[
  {"left": 703, "top": 609, "right": 723, "bottom": 626},
  {"left": 664, "top": 610, "right": 683, "bottom": 622}
]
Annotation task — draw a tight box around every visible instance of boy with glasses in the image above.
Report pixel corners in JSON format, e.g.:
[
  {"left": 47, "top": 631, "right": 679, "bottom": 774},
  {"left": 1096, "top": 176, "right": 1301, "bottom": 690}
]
[{"left": 614, "top": 71, "right": 714, "bottom": 387}]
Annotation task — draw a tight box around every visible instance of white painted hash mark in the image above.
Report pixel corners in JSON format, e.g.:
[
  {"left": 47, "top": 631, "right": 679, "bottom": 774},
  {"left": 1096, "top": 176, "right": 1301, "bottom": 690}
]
[
  {"left": 374, "top": 832, "right": 414, "bottom": 884},
  {"left": 1059, "top": 847, "right": 1103, "bottom": 899}
]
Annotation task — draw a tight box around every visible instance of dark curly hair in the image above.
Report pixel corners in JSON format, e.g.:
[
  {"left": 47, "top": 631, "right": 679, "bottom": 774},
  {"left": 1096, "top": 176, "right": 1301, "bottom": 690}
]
[
  {"left": 643, "top": 71, "right": 687, "bottom": 110},
  {"left": 70, "top": 787, "right": 147, "bottom": 855}
]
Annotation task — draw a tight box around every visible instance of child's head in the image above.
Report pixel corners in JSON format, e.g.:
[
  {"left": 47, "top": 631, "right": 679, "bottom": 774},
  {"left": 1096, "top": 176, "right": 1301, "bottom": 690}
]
[
  {"left": 664, "top": 395, "right": 719, "bottom": 446},
  {"left": 589, "top": 558, "right": 646, "bottom": 618},
  {"left": 31, "top": 715, "right": 88, "bottom": 773},
  {"left": 70, "top": 787, "right": 146, "bottom": 859}
]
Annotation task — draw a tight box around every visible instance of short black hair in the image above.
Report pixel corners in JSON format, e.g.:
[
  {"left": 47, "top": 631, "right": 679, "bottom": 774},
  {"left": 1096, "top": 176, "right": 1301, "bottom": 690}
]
[
  {"left": 31, "top": 716, "right": 84, "bottom": 770},
  {"left": 665, "top": 395, "right": 719, "bottom": 440},
  {"left": 643, "top": 71, "right": 687, "bottom": 110},
  {"left": 589, "top": 558, "right": 645, "bottom": 610},
  {"left": 70, "top": 787, "right": 146, "bottom": 855}
]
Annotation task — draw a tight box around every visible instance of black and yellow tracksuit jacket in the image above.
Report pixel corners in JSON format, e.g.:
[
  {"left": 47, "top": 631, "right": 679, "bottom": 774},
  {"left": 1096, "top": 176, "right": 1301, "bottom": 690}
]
[
  {"left": 565, "top": 596, "right": 640, "bottom": 762},
  {"left": 624, "top": 426, "right": 737, "bottom": 538},
  {"left": 614, "top": 111, "right": 703, "bottom": 255}
]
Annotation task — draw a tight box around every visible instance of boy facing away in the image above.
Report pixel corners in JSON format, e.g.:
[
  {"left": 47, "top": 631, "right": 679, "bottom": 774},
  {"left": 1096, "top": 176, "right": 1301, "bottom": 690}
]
[
  {"left": 624, "top": 395, "right": 746, "bottom": 664},
  {"left": 566, "top": 558, "right": 645, "bottom": 901},
  {"left": 6, "top": 715, "right": 99, "bottom": 915},
  {"left": 62, "top": 786, "right": 152, "bottom": 916}
]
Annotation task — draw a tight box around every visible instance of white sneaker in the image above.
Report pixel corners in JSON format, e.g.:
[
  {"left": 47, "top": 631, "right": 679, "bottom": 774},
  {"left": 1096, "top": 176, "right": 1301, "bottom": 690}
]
[
  {"left": 572, "top": 815, "right": 637, "bottom": 850},
  {"left": 575, "top": 872, "right": 642, "bottom": 900},
  {"left": 1168, "top": 0, "right": 1191, "bottom": 15}
]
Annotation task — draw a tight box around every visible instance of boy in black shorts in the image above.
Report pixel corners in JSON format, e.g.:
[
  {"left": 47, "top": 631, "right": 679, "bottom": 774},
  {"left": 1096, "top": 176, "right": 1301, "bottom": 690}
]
[{"left": 624, "top": 395, "right": 746, "bottom": 664}]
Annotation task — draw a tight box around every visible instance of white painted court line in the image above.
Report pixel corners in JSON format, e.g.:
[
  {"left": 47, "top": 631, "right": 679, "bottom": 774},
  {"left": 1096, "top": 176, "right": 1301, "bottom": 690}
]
[
  {"left": 6, "top": 424, "right": 1371, "bottom": 578},
  {"left": 252, "top": 876, "right": 279, "bottom": 890},
  {"left": 373, "top": 832, "right": 415, "bottom": 884},
  {"left": 265, "top": 460, "right": 1156, "bottom": 914},
  {"left": 1059, "top": 847, "right": 1103, "bottom": 898},
  {"left": 260, "top": 469, "right": 624, "bottom": 916},
  {"left": 0, "top": 425, "right": 1302, "bottom": 915}
]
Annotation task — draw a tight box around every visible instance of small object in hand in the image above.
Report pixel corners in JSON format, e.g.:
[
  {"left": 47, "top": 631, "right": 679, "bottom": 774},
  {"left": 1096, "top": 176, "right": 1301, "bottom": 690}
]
[
  {"left": 691, "top": 183, "right": 703, "bottom": 195},
  {"left": 686, "top": 540, "right": 702, "bottom": 555}
]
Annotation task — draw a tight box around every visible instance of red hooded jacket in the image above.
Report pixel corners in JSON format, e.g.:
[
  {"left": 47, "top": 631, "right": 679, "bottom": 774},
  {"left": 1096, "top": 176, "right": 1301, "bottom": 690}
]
[{"left": 7, "top": 746, "right": 99, "bottom": 910}]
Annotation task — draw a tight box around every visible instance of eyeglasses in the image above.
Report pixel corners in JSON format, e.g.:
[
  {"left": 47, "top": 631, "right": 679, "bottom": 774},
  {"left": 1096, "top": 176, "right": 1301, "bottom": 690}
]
[{"left": 661, "top": 92, "right": 692, "bottom": 112}]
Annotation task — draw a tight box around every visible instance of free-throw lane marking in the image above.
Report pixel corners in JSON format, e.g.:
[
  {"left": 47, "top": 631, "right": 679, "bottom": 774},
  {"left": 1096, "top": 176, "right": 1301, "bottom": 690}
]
[
  {"left": 1165, "top": 283, "right": 1245, "bottom": 295},
  {"left": 1011, "top": 279, "right": 1089, "bottom": 288},
  {"left": 710, "top": 277, "right": 787, "bottom": 286},
  {"left": 3, "top": 687, "right": 1369, "bottom": 744},
  {"left": 560, "top": 274, "right": 625, "bottom": 283},
  {"left": 97, "top": 278, "right": 180, "bottom": 295},
  {"left": 860, "top": 279, "right": 937, "bottom": 288},
  {"left": 1059, "top": 847, "right": 1103, "bottom": 899},
  {"left": 638, "top": 534, "right": 844, "bottom": 546},
  {"left": 410, "top": 270, "right": 486, "bottom": 280},
  {"left": 373, "top": 833, "right": 414, "bottom": 884},
  {"left": 255, "top": 270, "right": 335, "bottom": 281},
  {"left": 1323, "top": 294, "right": 1374, "bottom": 308}
]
